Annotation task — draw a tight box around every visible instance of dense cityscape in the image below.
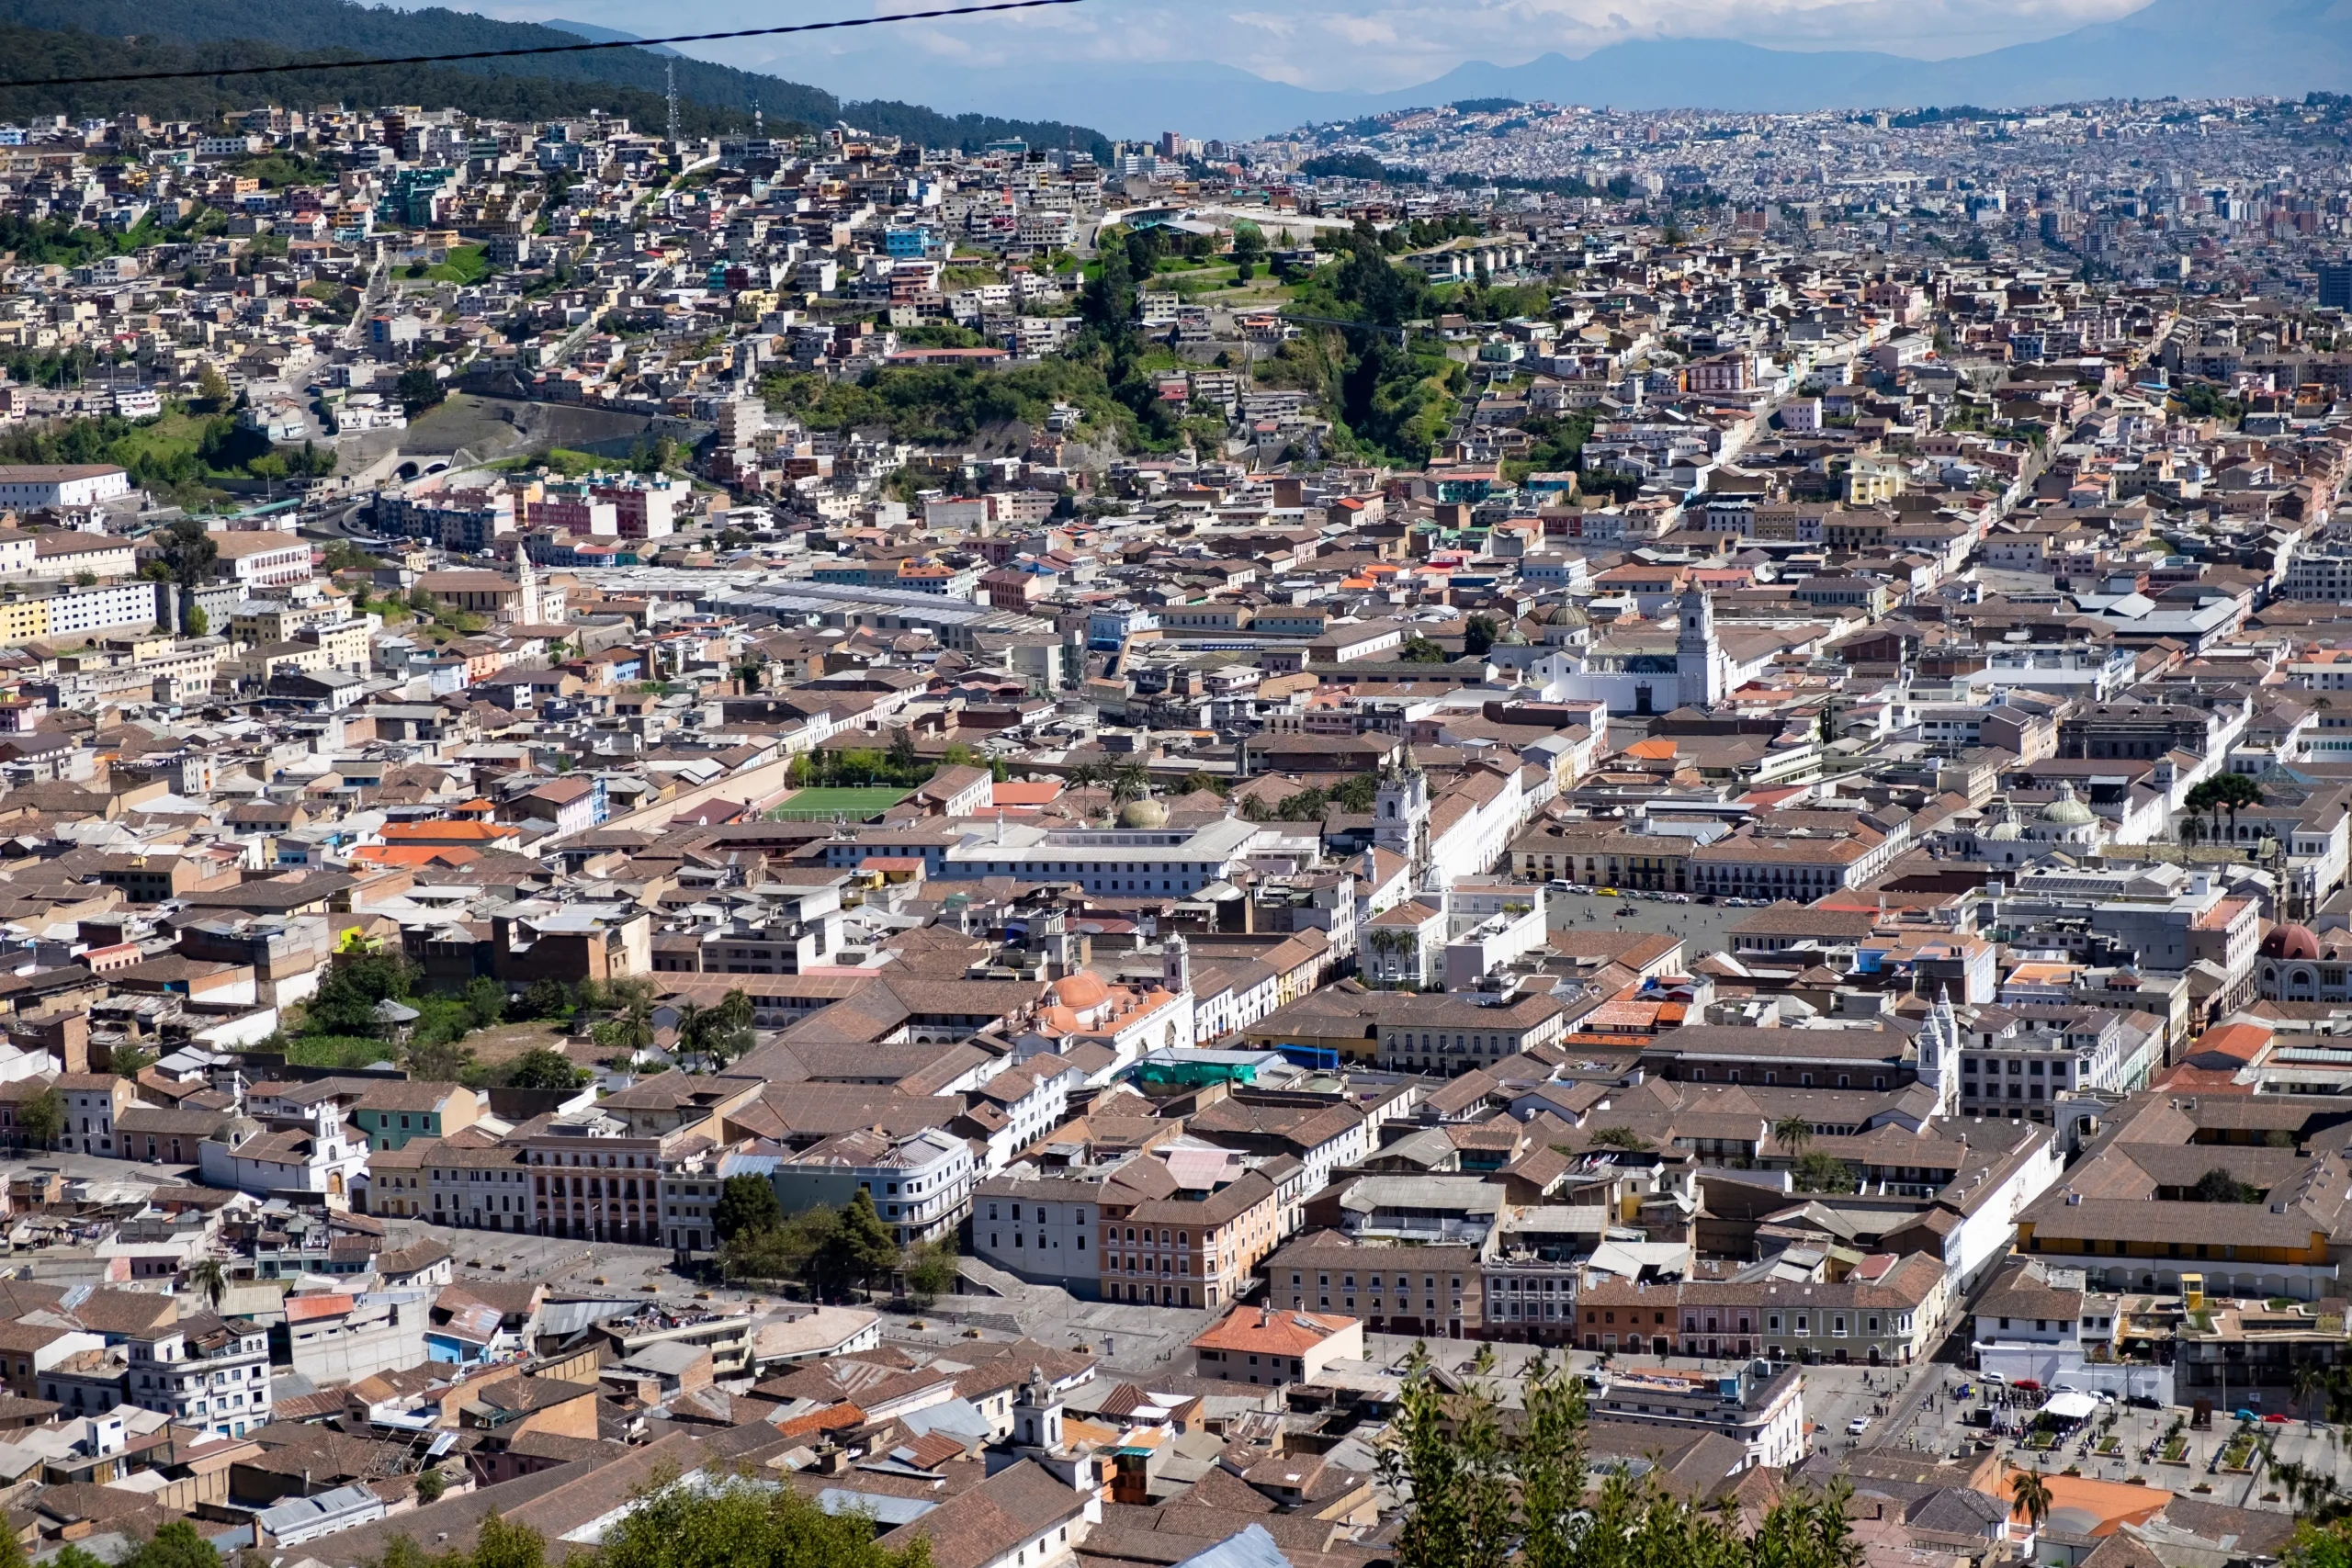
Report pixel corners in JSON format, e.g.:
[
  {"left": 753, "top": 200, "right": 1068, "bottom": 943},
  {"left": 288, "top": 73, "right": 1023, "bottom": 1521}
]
[{"left": 0, "top": 27, "right": 2351, "bottom": 1568}]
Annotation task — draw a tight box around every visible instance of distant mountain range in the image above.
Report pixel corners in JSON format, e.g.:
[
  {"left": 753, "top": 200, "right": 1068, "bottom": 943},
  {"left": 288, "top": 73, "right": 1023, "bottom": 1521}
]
[
  {"left": 539, "top": 19, "right": 683, "bottom": 59},
  {"left": 817, "top": 0, "right": 2352, "bottom": 141}
]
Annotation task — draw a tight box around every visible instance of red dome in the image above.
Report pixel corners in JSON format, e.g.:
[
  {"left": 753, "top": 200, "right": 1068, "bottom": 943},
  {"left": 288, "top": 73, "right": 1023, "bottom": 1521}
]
[{"left": 2262, "top": 923, "right": 2321, "bottom": 962}]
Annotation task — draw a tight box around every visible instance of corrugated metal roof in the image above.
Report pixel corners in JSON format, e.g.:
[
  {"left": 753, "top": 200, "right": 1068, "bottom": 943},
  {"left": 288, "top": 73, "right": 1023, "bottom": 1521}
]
[{"left": 533, "top": 1298, "right": 642, "bottom": 1338}]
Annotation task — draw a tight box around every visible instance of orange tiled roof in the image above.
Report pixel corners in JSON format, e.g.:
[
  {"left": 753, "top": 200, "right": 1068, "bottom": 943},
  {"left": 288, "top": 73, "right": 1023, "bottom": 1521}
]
[
  {"left": 351, "top": 844, "right": 482, "bottom": 869},
  {"left": 379, "top": 821, "right": 523, "bottom": 842},
  {"left": 1192, "top": 1308, "right": 1354, "bottom": 1356}
]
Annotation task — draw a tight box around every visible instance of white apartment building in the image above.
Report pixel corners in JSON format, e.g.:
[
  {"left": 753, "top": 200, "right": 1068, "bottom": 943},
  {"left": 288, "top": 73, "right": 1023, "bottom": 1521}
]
[
  {"left": 126, "top": 1314, "right": 272, "bottom": 1438},
  {"left": 1590, "top": 1363, "right": 1806, "bottom": 1472},
  {"left": 0, "top": 464, "right": 131, "bottom": 510},
  {"left": 212, "top": 530, "right": 315, "bottom": 588},
  {"left": 971, "top": 1169, "right": 1105, "bottom": 1292},
  {"left": 770, "top": 1126, "right": 975, "bottom": 1247}
]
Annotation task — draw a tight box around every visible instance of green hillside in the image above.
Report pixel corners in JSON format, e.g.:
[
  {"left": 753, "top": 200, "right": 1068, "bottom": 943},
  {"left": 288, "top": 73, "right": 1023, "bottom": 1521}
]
[{"left": 0, "top": 0, "right": 1109, "bottom": 156}]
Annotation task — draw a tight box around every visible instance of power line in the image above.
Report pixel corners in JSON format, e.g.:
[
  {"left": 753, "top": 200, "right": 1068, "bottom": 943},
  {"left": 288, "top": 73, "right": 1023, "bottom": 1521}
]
[{"left": 0, "top": 0, "right": 1086, "bottom": 89}]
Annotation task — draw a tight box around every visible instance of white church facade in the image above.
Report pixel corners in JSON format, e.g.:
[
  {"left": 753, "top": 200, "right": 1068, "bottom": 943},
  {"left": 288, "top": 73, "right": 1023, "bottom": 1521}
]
[{"left": 1531, "top": 591, "right": 1756, "bottom": 716}]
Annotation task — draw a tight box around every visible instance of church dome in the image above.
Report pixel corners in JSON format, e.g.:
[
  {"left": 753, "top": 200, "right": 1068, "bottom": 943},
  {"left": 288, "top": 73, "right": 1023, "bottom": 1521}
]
[
  {"left": 1544, "top": 604, "right": 1589, "bottom": 627},
  {"left": 1983, "top": 798, "right": 2025, "bottom": 841},
  {"left": 1117, "top": 796, "right": 1170, "bottom": 829},
  {"left": 2262, "top": 923, "right": 2322, "bottom": 962},
  {"left": 1050, "top": 971, "right": 1111, "bottom": 1010},
  {"left": 2039, "top": 782, "right": 2097, "bottom": 828}
]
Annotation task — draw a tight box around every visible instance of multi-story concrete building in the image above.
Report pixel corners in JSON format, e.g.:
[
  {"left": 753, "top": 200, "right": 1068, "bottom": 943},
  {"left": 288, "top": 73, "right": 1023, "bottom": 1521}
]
[
  {"left": 1589, "top": 1362, "right": 1806, "bottom": 1471},
  {"left": 769, "top": 1126, "right": 974, "bottom": 1247},
  {"left": 125, "top": 1313, "right": 272, "bottom": 1438}
]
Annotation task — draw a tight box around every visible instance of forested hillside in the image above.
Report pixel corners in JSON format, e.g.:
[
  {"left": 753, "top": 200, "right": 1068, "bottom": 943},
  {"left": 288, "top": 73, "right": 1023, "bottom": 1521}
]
[{"left": 0, "top": 0, "right": 1109, "bottom": 155}]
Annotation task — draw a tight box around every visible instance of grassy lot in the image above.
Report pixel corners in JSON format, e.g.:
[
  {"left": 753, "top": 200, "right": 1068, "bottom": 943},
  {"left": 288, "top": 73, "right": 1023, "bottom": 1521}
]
[
  {"left": 491, "top": 446, "right": 609, "bottom": 477},
  {"left": 420, "top": 245, "right": 491, "bottom": 285},
  {"left": 283, "top": 1034, "right": 401, "bottom": 1070},
  {"left": 107, "top": 408, "right": 211, "bottom": 468},
  {"left": 770, "top": 786, "right": 911, "bottom": 821}
]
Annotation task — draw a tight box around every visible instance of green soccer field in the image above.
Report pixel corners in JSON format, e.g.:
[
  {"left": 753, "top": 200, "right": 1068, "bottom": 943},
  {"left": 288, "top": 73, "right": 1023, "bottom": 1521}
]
[{"left": 767, "top": 787, "right": 912, "bottom": 821}]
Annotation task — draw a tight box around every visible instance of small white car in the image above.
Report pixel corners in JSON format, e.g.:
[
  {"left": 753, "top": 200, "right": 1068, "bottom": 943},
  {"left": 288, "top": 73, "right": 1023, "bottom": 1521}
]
[{"left": 1848, "top": 1416, "right": 1871, "bottom": 1435}]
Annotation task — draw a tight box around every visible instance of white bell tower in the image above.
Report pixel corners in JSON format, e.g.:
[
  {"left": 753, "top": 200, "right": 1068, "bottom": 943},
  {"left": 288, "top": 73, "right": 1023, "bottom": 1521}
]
[
  {"left": 1161, "top": 932, "right": 1192, "bottom": 997},
  {"left": 1013, "top": 1365, "right": 1062, "bottom": 1451},
  {"left": 1676, "top": 590, "right": 1724, "bottom": 709},
  {"left": 1374, "top": 751, "right": 1430, "bottom": 874}
]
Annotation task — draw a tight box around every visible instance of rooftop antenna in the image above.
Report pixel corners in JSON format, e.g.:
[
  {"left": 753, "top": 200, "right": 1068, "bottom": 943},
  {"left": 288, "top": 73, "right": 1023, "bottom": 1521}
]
[{"left": 666, "top": 58, "right": 680, "bottom": 147}]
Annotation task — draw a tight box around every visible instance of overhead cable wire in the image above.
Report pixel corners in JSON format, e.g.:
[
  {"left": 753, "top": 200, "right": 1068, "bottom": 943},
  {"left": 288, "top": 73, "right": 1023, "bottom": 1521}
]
[{"left": 0, "top": 0, "right": 1085, "bottom": 89}]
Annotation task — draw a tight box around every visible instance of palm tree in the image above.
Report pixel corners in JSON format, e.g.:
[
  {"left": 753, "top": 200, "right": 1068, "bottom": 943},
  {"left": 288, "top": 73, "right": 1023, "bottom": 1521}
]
[
  {"left": 185, "top": 1257, "right": 228, "bottom": 1315},
  {"left": 2294, "top": 1360, "right": 2328, "bottom": 1426},
  {"left": 1772, "top": 1115, "right": 1814, "bottom": 1163},
  {"left": 2009, "top": 1468, "right": 2052, "bottom": 1536},
  {"left": 672, "top": 998, "right": 708, "bottom": 1066}
]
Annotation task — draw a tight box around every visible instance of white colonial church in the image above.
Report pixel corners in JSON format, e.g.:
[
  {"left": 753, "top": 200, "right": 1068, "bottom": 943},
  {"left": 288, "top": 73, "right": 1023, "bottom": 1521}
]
[{"left": 1532, "top": 591, "right": 1740, "bottom": 716}]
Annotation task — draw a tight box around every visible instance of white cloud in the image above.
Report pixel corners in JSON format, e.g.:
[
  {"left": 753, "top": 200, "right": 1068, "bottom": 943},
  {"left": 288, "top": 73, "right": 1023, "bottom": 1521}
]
[
  {"left": 822, "top": 0, "right": 2147, "bottom": 89},
  {"left": 479, "top": 0, "right": 2149, "bottom": 98}
]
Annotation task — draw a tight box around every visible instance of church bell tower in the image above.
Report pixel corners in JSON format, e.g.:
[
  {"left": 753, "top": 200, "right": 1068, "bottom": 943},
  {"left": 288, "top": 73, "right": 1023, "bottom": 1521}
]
[{"left": 1676, "top": 590, "right": 1724, "bottom": 709}]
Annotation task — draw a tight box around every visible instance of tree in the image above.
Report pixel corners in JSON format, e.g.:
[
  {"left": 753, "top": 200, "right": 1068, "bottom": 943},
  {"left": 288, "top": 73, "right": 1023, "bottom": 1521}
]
[
  {"left": 712, "top": 1175, "right": 783, "bottom": 1243},
  {"left": 597, "top": 1471, "right": 935, "bottom": 1568},
  {"left": 815, "top": 1190, "right": 903, "bottom": 1298},
  {"left": 122, "top": 1522, "right": 227, "bottom": 1568},
  {"left": 2009, "top": 1468, "right": 2053, "bottom": 1535},
  {"left": 1516, "top": 1355, "right": 1588, "bottom": 1568},
  {"left": 1385, "top": 1347, "right": 1509, "bottom": 1568},
  {"left": 505, "top": 1047, "right": 587, "bottom": 1091},
  {"left": 1586, "top": 1126, "right": 1651, "bottom": 1151},
  {"left": 405, "top": 1036, "right": 470, "bottom": 1082},
  {"left": 1398, "top": 635, "right": 1449, "bottom": 663},
  {"left": 306, "top": 943, "right": 415, "bottom": 1035},
  {"left": 463, "top": 977, "right": 507, "bottom": 1032},
  {"left": 108, "top": 1044, "right": 155, "bottom": 1079},
  {"left": 184, "top": 1256, "right": 227, "bottom": 1314},
  {"left": 1773, "top": 1114, "right": 1815, "bottom": 1161},
  {"left": 1463, "top": 614, "right": 1500, "bottom": 658},
  {"left": 1384, "top": 1342, "right": 1866, "bottom": 1568},
  {"left": 704, "top": 988, "right": 754, "bottom": 1068},
  {"left": 474, "top": 1512, "right": 545, "bottom": 1568},
  {"left": 17, "top": 1085, "right": 61, "bottom": 1150},
  {"left": 159, "top": 516, "right": 218, "bottom": 626},
  {"left": 196, "top": 363, "right": 231, "bottom": 410},
  {"left": 183, "top": 604, "right": 209, "bottom": 637},
  {"left": 1792, "top": 1151, "right": 1856, "bottom": 1192},
  {"left": 594, "top": 981, "right": 656, "bottom": 1057},
  {"left": 2189, "top": 1167, "right": 2266, "bottom": 1203},
  {"left": 671, "top": 998, "right": 707, "bottom": 1064},
  {"left": 395, "top": 366, "right": 447, "bottom": 416},
  {"left": 414, "top": 1465, "right": 447, "bottom": 1503},
  {"left": 2296, "top": 1359, "right": 2327, "bottom": 1424},
  {"left": 2185, "top": 772, "right": 2264, "bottom": 844},
  {"left": 1231, "top": 222, "right": 1267, "bottom": 281},
  {"left": 903, "top": 1237, "right": 960, "bottom": 1301},
  {"left": 718, "top": 1224, "right": 799, "bottom": 1283},
  {"left": 520, "top": 977, "right": 571, "bottom": 1021}
]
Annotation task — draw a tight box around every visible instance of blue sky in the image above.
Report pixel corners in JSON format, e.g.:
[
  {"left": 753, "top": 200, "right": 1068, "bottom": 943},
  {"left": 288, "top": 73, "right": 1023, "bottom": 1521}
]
[{"left": 494, "top": 0, "right": 2152, "bottom": 97}]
